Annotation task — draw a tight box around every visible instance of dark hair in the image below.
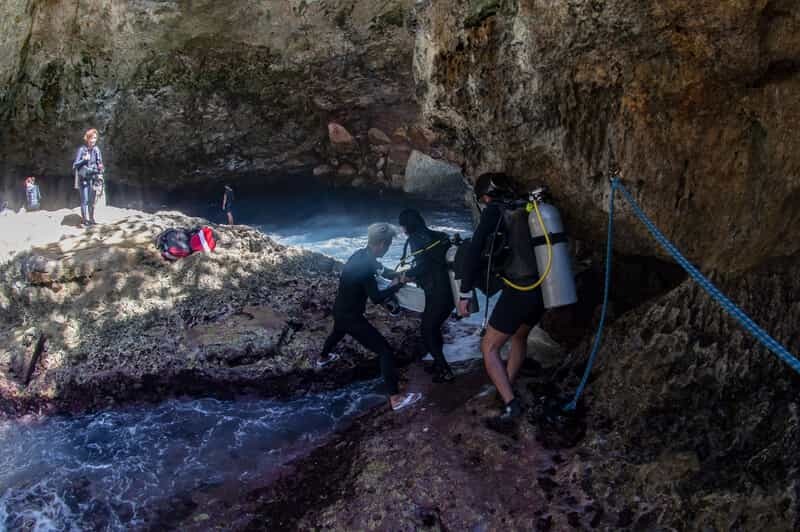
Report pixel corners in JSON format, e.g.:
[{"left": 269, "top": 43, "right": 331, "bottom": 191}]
[
  {"left": 398, "top": 208, "right": 427, "bottom": 235},
  {"left": 474, "top": 172, "right": 513, "bottom": 198}
]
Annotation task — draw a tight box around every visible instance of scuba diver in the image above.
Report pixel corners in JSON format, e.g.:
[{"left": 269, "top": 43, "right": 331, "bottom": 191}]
[
  {"left": 457, "top": 172, "right": 546, "bottom": 433},
  {"left": 398, "top": 208, "right": 455, "bottom": 383},
  {"left": 317, "top": 223, "right": 423, "bottom": 411}
]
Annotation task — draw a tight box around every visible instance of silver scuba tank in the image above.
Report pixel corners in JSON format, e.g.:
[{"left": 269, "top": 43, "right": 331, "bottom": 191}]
[
  {"left": 528, "top": 190, "right": 577, "bottom": 309},
  {"left": 446, "top": 244, "right": 479, "bottom": 313}
]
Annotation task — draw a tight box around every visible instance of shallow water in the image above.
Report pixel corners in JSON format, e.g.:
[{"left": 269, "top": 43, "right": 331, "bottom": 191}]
[
  {"left": 0, "top": 383, "right": 385, "bottom": 531},
  {"left": 186, "top": 180, "right": 475, "bottom": 266}
]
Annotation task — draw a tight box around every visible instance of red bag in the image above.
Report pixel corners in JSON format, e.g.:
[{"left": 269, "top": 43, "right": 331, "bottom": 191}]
[
  {"left": 157, "top": 229, "right": 191, "bottom": 261},
  {"left": 189, "top": 226, "right": 216, "bottom": 253}
]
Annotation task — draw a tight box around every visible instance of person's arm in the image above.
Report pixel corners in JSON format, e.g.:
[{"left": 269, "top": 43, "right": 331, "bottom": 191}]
[
  {"left": 364, "top": 256, "right": 403, "bottom": 304},
  {"left": 459, "top": 203, "right": 502, "bottom": 297},
  {"left": 365, "top": 274, "right": 402, "bottom": 304},
  {"left": 222, "top": 192, "right": 227, "bottom": 209},
  {"left": 73, "top": 147, "right": 87, "bottom": 170},
  {"left": 95, "top": 147, "right": 103, "bottom": 170}
]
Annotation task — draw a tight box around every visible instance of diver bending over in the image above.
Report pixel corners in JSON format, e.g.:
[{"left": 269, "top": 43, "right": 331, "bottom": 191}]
[
  {"left": 318, "top": 223, "right": 422, "bottom": 411},
  {"left": 398, "top": 208, "right": 455, "bottom": 383},
  {"left": 457, "top": 173, "right": 546, "bottom": 432}
]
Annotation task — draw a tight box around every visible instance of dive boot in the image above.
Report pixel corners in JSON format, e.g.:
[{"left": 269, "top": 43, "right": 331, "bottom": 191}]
[
  {"left": 485, "top": 398, "right": 522, "bottom": 434},
  {"left": 432, "top": 366, "right": 455, "bottom": 384}
]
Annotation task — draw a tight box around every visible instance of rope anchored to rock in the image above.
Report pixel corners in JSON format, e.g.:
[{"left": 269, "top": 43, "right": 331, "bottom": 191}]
[{"left": 564, "top": 174, "right": 800, "bottom": 412}]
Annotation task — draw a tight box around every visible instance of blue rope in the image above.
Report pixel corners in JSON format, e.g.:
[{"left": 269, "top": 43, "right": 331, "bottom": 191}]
[
  {"left": 565, "top": 177, "right": 800, "bottom": 411},
  {"left": 564, "top": 180, "right": 617, "bottom": 411}
]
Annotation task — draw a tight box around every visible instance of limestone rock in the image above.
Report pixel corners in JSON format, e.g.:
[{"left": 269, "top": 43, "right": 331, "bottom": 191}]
[
  {"left": 402, "top": 149, "right": 464, "bottom": 196},
  {"left": 328, "top": 122, "right": 355, "bottom": 149},
  {"left": 0, "top": 209, "right": 423, "bottom": 415},
  {"left": 337, "top": 163, "right": 357, "bottom": 176},
  {"left": 414, "top": 1, "right": 800, "bottom": 274},
  {"left": 368, "top": 128, "right": 392, "bottom": 145},
  {"left": 313, "top": 164, "right": 333, "bottom": 177},
  {"left": 0, "top": 1, "right": 418, "bottom": 189}
]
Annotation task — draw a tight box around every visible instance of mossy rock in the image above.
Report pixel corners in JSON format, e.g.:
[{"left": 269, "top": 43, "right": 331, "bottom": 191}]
[
  {"left": 372, "top": 5, "right": 406, "bottom": 30},
  {"left": 464, "top": 0, "right": 501, "bottom": 28}
]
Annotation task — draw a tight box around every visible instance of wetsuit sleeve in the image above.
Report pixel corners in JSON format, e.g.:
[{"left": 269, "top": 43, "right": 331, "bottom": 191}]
[
  {"left": 96, "top": 147, "right": 103, "bottom": 169},
  {"left": 459, "top": 204, "right": 502, "bottom": 296},
  {"left": 365, "top": 274, "right": 402, "bottom": 304},
  {"left": 73, "top": 147, "right": 87, "bottom": 170}
]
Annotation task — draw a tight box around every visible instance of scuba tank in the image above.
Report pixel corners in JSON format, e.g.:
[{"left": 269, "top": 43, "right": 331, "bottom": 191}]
[
  {"left": 526, "top": 188, "right": 577, "bottom": 308},
  {"left": 446, "top": 240, "right": 479, "bottom": 313}
]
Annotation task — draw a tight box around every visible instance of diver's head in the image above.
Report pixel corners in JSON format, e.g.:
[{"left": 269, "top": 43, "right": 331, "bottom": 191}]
[
  {"left": 473, "top": 172, "right": 512, "bottom": 206},
  {"left": 398, "top": 208, "right": 427, "bottom": 236},
  {"left": 367, "top": 222, "right": 397, "bottom": 258}
]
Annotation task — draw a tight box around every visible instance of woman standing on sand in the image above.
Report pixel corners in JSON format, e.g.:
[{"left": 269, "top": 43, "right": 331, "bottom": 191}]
[
  {"left": 73, "top": 128, "right": 104, "bottom": 227},
  {"left": 24, "top": 176, "right": 42, "bottom": 211}
]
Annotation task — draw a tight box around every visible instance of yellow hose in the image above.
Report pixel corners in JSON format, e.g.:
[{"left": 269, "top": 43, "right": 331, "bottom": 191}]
[
  {"left": 500, "top": 199, "right": 553, "bottom": 291},
  {"left": 396, "top": 239, "right": 444, "bottom": 269}
]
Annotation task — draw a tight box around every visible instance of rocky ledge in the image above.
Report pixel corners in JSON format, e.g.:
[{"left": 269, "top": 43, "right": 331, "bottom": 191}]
[{"left": 0, "top": 208, "right": 423, "bottom": 417}]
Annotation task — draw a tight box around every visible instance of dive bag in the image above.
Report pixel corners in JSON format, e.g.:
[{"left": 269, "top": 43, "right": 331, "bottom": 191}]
[
  {"left": 157, "top": 228, "right": 191, "bottom": 261},
  {"left": 189, "top": 226, "right": 217, "bottom": 253}
]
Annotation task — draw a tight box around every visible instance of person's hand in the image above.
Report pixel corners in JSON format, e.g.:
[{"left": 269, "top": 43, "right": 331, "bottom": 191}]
[{"left": 457, "top": 298, "right": 472, "bottom": 317}]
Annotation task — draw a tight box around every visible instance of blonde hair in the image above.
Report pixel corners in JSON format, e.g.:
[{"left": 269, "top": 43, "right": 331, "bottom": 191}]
[
  {"left": 84, "top": 128, "right": 98, "bottom": 143},
  {"left": 367, "top": 223, "right": 397, "bottom": 247}
]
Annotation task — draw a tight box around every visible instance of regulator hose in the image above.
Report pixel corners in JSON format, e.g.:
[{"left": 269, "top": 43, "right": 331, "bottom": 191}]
[{"left": 396, "top": 238, "right": 444, "bottom": 270}]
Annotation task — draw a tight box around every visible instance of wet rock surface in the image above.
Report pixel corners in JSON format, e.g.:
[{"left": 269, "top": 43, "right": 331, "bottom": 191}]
[
  {"left": 0, "top": 210, "right": 423, "bottom": 417},
  {"left": 170, "top": 362, "right": 610, "bottom": 531}
]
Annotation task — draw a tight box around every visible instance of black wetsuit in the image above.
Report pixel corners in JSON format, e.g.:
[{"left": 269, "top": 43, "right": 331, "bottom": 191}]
[
  {"left": 223, "top": 189, "right": 235, "bottom": 215},
  {"left": 404, "top": 230, "right": 453, "bottom": 372},
  {"left": 460, "top": 202, "right": 545, "bottom": 335},
  {"left": 321, "top": 248, "right": 402, "bottom": 394}
]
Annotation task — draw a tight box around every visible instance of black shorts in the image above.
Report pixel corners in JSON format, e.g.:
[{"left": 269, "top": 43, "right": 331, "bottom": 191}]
[{"left": 488, "top": 287, "right": 545, "bottom": 335}]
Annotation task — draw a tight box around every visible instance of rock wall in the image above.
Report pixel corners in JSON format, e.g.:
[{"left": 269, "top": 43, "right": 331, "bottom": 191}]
[
  {"left": 415, "top": 0, "right": 800, "bottom": 274},
  {"left": 0, "top": 0, "right": 461, "bottom": 193},
  {"left": 413, "top": 2, "right": 800, "bottom": 527},
  {"left": 567, "top": 252, "right": 800, "bottom": 528}
]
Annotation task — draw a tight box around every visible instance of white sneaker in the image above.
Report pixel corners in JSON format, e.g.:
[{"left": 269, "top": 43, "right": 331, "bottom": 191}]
[
  {"left": 391, "top": 392, "right": 423, "bottom": 411},
  {"left": 315, "top": 352, "right": 340, "bottom": 368}
]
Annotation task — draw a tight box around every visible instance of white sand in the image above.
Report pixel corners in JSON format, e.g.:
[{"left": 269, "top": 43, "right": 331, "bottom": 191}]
[{"left": 0, "top": 204, "right": 141, "bottom": 264}]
